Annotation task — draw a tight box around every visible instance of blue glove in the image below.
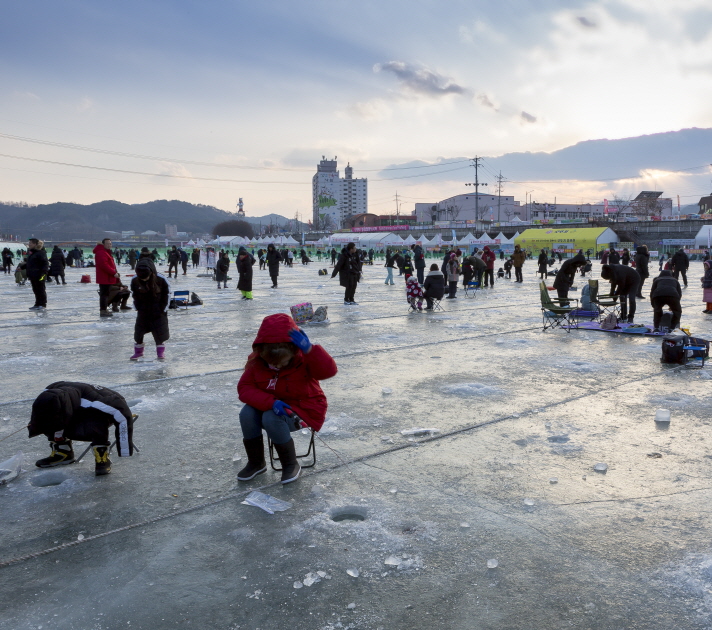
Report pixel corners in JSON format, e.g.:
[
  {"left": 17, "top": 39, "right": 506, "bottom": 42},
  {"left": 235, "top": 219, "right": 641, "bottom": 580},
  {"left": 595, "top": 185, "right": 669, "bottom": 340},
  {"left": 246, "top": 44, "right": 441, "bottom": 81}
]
[
  {"left": 272, "top": 400, "right": 292, "bottom": 416},
  {"left": 289, "top": 327, "right": 312, "bottom": 353}
]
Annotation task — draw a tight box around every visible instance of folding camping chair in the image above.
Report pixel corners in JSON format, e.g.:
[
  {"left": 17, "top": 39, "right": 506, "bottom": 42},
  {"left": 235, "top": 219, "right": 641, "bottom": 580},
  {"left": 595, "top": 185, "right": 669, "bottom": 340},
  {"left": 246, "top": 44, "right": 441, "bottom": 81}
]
[
  {"left": 75, "top": 414, "right": 140, "bottom": 463},
  {"left": 464, "top": 280, "right": 480, "bottom": 298},
  {"left": 430, "top": 298, "right": 444, "bottom": 312},
  {"left": 173, "top": 289, "right": 190, "bottom": 310},
  {"left": 268, "top": 428, "right": 317, "bottom": 470},
  {"left": 539, "top": 281, "right": 579, "bottom": 332},
  {"left": 588, "top": 279, "right": 620, "bottom": 322}
]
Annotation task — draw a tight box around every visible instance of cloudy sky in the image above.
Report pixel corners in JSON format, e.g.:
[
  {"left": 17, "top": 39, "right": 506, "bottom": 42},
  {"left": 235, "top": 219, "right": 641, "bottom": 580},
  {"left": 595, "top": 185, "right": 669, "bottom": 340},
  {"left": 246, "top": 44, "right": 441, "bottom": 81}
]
[{"left": 1, "top": 0, "right": 712, "bottom": 219}]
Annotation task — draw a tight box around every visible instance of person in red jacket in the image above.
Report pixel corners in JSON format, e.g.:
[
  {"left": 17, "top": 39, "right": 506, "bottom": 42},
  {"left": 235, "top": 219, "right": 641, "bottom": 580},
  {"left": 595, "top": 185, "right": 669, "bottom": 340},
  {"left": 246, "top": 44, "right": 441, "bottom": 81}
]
[
  {"left": 236, "top": 313, "right": 337, "bottom": 484},
  {"left": 481, "top": 246, "right": 496, "bottom": 288},
  {"left": 93, "top": 239, "right": 121, "bottom": 317}
]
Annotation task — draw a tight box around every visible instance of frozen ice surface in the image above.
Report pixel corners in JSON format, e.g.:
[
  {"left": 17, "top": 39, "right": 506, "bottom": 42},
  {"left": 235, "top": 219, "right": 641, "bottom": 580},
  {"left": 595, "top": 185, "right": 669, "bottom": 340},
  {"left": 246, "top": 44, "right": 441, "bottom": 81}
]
[{"left": 1, "top": 262, "right": 712, "bottom": 628}]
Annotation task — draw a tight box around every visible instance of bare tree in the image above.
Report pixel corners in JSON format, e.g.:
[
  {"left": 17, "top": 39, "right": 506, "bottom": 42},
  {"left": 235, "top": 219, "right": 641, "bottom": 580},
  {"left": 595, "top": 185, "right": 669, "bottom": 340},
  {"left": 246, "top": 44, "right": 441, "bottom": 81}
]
[
  {"left": 504, "top": 208, "right": 514, "bottom": 221},
  {"left": 608, "top": 195, "right": 634, "bottom": 221},
  {"left": 447, "top": 204, "right": 462, "bottom": 221}
]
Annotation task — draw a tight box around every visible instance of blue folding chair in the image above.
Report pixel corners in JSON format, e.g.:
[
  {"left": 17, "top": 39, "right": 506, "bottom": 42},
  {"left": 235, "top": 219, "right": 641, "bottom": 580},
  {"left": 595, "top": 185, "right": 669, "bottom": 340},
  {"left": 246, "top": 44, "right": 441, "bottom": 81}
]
[
  {"left": 464, "top": 281, "right": 480, "bottom": 298},
  {"left": 173, "top": 290, "right": 190, "bottom": 310}
]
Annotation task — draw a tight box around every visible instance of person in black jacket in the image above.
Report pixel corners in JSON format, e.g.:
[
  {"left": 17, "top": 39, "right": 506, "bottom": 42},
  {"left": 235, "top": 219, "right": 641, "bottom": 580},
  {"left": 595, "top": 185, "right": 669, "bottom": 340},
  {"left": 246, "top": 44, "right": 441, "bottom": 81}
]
[
  {"left": 28, "top": 381, "right": 135, "bottom": 475},
  {"left": 402, "top": 254, "right": 414, "bottom": 280},
  {"left": 552, "top": 252, "right": 586, "bottom": 304},
  {"left": 215, "top": 251, "right": 230, "bottom": 289},
  {"left": 167, "top": 246, "right": 180, "bottom": 279},
  {"left": 237, "top": 247, "right": 254, "bottom": 299},
  {"left": 621, "top": 248, "right": 630, "bottom": 266},
  {"left": 26, "top": 238, "right": 49, "bottom": 311},
  {"left": 384, "top": 251, "right": 396, "bottom": 285},
  {"left": 601, "top": 263, "right": 640, "bottom": 322},
  {"left": 128, "top": 248, "right": 137, "bottom": 270},
  {"left": 649, "top": 270, "right": 682, "bottom": 331},
  {"left": 130, "top": 258, "right": 170, "bottom": 361},
  {"left": 191, "top": 248, "right": 200, "bottom": 269},
  {"left": 608, "top": 247, "right": 621, "bottom": 265},
  {"left": 49, "top": 245, "right": 66, "bottom": 285},
  {"left": 671, "top": 248, "right": 689, "bottom": 287},
  {"left": 634, "top": 245, "right": 650, "bottom": 298},
  {"left": 537, "top": 250, "right": 548, "bottom": 280},
  {"left": 331, "top": 242, "right": 362, "bottom": 305},
  {"left": 423, "top": 264, "right": 445, "bottom": 309},
  {"left": 330, "top": 248, "right": 337, "bottom": 265},
  {"left": 411, "top": 244, "right": 426, "bottom": 284},
  {"left": 266, "top": 243, "right": 281, "bottom": 288},
  {"left": 1, "top": 247, "right": 13, "bottom": 274}
]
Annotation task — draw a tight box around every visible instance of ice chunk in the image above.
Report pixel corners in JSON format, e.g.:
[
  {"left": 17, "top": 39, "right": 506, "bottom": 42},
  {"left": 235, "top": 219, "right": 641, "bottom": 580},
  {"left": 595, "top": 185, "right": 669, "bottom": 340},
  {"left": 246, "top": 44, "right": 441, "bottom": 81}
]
[
  {"left": 0, "top": 452, "right": 23, "bottom": 486},
  {"left": 593, "top": 463, "right": 608, "bottom": 472},
  {"left": 77, "top": 534, "right": 85, "bottom": 541},
  {"left": 346, "top": 569, "right": 359, "bottom": 578},
  {"left": 242, "top": 491, "right": 292, "bottom": 514},
  {"left": 487, "top": 559, "right": 499, "bottom": 569},
  {"left": 293, "top": 581, "right": 303, "bottom": 589},
  {"left": 303, "top": 572, "right": 321, "bottom": 586},
  {"left": 523, "top": 498, "right": 535, "bottom": 506},
  {"left": 232, "top": 451, "right": 242, "bottom": 462},
  {"left": 384, "top": 555, "right": 401, "bottom": 566},
  {"left": 549, "top": 477, "right": 558, "bottom": 484},
  {"left": 400, "top": 428, "right": 440, "bottom": 436},
  {"left": 198, "top": 386, "right": 207, "bottom": 391},
  {"left": 655, "top": 409, "right": 671, "bottom": 423},
  {"left": 460, "top": 522, "right": 470, "bottom": 528},
  {"left": 381, "top": 387, "right": 392, "bottom": 395},
  {"left": 347, "top": 603, "right": 356, "bottom": 609}
]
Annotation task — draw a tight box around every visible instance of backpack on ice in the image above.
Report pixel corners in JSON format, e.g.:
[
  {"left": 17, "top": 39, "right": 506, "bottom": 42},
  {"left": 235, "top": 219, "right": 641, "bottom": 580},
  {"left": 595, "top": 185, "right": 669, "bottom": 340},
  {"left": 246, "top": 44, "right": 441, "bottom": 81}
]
[
  {"left": 600, "top": 314, "right": 619, "bottom": 330},
  {"left": 659, "top": 312, "right": 673, "bottom": 333}
]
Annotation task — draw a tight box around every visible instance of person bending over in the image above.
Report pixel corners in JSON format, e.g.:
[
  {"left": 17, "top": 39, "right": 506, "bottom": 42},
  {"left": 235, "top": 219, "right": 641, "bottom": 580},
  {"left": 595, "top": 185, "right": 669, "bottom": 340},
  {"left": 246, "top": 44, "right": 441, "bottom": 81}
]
[
  {"left": 649, "top": 269, "right": 682, "bottom": 332},
  {"left": 601, "top": 263, "right": 640, "bottom": 323},
  {"left": 28, "top": 381, "right": 135, "bottom": 475}
]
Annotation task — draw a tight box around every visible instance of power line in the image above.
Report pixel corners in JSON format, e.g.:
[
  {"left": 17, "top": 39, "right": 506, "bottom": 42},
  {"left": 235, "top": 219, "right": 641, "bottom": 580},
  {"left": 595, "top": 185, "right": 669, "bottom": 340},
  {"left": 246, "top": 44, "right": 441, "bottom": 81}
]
[{"left": 0, "top": 132, "right": 471, "bottom": 173}]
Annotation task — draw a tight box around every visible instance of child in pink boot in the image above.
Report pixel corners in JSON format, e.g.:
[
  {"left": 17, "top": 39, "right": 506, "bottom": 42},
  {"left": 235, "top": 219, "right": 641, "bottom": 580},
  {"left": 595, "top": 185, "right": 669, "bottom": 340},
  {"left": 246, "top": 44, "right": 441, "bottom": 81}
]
[{"left": 129, "top": 258, "right": 170, "bottom": 361}]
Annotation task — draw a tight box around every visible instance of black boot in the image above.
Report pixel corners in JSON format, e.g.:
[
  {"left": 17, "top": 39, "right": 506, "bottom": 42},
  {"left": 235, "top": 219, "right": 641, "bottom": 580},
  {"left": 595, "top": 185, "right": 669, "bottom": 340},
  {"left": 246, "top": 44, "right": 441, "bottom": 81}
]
[
  {"left": 273, "top": 439, "right": 301, "bottom": 484},
  {"left": 92, "top": 444, "right": 112, "bottom": 475},
  {"left": 237, "top": 436, "right": 267, "bottom": 481},
  {"left": 36, "top": 440, "right": 75, "bottom": 468}
]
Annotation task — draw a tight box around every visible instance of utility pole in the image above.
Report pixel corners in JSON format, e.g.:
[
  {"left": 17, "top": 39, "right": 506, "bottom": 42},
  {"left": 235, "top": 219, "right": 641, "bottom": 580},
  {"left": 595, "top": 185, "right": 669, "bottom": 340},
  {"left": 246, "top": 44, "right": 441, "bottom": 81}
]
[
  {"left": 495, "top": 171, "right": 504, "bottom": 222},
  {"left": 465, "top": 157, "right": 488, "bottom": 222},
  {"left": 394, "top": 191, "right": 400, "bottom": 225}
]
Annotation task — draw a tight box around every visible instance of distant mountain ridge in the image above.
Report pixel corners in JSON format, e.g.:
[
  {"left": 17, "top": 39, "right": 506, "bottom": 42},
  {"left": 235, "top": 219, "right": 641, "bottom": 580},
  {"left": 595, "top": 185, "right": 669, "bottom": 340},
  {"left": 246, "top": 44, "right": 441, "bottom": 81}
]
[{"left": 0, "top": 199, "right": 302, "bottom": 237}]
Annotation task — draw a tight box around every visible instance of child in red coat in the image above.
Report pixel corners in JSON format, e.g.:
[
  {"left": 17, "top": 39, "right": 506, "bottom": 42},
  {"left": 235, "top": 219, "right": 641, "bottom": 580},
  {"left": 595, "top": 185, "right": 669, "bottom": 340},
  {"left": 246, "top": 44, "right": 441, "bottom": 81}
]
[{"left": 236, "top": 313, "right": 337, "bottom": 484}]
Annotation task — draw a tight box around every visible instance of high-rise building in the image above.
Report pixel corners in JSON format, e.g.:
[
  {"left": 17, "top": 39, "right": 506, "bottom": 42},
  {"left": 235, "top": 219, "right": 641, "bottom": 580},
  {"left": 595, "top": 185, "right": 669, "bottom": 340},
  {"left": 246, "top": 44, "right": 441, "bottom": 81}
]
[
  {"left": 312, "top": 157, "right": 367, "bottom": 229},
  {"left": 165, "top": 224, "right": 178, "bottom": 239}
]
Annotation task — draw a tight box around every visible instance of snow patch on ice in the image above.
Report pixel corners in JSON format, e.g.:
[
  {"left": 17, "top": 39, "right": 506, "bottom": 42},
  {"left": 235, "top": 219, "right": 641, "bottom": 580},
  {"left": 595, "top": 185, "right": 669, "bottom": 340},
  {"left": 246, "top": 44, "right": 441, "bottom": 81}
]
[{"left": 441, "top": 383, "right": 503, "bottom": 396}]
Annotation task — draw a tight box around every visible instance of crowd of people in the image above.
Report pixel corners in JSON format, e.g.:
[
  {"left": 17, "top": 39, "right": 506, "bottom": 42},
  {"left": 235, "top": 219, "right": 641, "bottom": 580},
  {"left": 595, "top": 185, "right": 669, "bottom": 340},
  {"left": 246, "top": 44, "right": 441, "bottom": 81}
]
[{"left": 6, "top": 235, "right": 712, "bottom": 483}]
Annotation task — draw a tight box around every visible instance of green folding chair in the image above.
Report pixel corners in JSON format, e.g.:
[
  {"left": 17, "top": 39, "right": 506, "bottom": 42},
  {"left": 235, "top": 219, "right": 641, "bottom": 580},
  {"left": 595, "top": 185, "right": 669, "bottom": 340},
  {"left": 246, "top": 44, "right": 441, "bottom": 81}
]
[{"left": 539, "top": 281, "right": 578, "bottom": 332}]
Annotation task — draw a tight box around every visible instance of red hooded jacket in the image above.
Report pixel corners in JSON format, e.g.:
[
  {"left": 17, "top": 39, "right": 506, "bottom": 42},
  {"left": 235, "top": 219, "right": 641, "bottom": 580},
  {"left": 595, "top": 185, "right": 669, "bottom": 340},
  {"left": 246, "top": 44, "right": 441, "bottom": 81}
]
[
  {"left": 237, "top": 313, "right": 337, "bottom": 431},
  {"left": 93, "top": 244, "right": 118, "bottom": 285},
  {"left": 482, "top": 246, "right": 496, "bottom": 270}
]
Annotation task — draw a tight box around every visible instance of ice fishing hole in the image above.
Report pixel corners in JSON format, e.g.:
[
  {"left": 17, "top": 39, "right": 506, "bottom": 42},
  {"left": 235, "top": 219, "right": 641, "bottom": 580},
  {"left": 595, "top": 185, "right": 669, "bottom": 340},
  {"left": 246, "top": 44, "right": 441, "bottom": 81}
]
[
  {"left": 31, "top": 471, "right": 69, "bottom": 487},
  {"left": 330, "top": 506, "right": 368, "bottom": 522}
]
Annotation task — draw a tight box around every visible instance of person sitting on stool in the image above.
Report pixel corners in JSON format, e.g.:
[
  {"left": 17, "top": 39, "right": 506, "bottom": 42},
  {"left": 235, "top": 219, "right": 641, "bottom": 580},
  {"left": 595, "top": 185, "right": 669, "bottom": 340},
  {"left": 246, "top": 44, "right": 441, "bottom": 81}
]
[
  {"left": 649, "top": 269, "right": 682, "bottom": 332},
  {"left": 600, "top": 263, "right": 641, "bottom": 324},
  {"left": 28, "top": 381, "right": 135, "bottom": 475}
]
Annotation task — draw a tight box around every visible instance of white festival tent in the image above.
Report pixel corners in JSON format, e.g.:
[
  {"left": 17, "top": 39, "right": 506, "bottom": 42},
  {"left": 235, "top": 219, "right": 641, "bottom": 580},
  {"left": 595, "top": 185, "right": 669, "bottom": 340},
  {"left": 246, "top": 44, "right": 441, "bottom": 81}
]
[
  {"left": 284, "top": 236, "right": 299, "bottom": 245},
  {"left": 402, "top": 234, "right": 417, "bottom": 245},
  {"left": 694, "top": 225, "right": 712, "bottom": 248}
]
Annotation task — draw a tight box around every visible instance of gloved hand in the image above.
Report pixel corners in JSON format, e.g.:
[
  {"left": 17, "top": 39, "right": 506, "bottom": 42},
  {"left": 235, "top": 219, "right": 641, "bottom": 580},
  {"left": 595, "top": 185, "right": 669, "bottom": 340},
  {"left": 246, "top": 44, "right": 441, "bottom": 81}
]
[
  {"left": 289, "top": 327, "right": 312, "bottom": 353},
  {"left": 272, "top": 400, "right": 292, "bottom": 416}
]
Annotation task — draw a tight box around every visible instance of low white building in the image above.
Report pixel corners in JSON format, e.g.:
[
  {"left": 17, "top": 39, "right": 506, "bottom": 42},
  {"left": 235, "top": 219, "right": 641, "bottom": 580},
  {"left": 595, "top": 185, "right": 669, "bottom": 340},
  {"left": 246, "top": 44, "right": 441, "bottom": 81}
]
[{"left": 415, "top": 193, "right": 524, "bottom": 223}]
